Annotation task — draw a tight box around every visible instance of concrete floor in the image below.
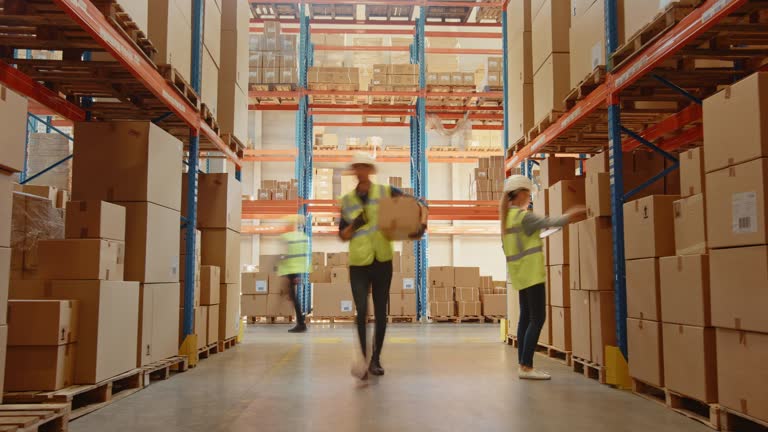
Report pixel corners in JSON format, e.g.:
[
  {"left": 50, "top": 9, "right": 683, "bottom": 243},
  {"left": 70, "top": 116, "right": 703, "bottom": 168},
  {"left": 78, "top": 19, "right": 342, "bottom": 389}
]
[{"left": 71, "top": 324, "right": 710, "bottom": 432}]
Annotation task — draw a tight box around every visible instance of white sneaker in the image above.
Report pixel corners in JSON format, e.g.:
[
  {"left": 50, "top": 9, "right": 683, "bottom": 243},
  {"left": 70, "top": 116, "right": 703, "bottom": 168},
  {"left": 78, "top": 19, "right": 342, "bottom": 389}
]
[
  {"left": 350, "top": 360, "right": 369, "bottom": 381},
  {"left": 518, "top": 368, "right": 551, "bottom": 380}
]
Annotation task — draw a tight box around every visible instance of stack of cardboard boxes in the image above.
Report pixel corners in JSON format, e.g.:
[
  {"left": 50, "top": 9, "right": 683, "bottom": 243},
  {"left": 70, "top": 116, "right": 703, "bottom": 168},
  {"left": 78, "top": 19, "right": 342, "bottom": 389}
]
[
  {"left": 480, "top": 277, "right": 507, "bottom": 316},
  {"left": 9, "top": 190, "right": 65, "bottom": 281},
  {"left": 71, "top": 121, "right": 183, "bottom": 368},
  {"left": 390, "top": 242, "right": 417, "bottom": 318},
  {"left": 429, "top": 266, "right": 503, "bottom": 319},
  {"left": 483, "top": 57, "right": 504, "bottom": 89},
  {"left": 426, "top": 70, "right": 475, "bottom": 87},
  {"left": 370, "top": 64, "right": 419, "bottom": 91},
  {"left": 506, "top": 1, "right": 534, "bottom": 144},
  {"left": 10, "top": 200, "right": 141, "bottom": 388},
  {"left": 249, "top": 20, "right": 298, "bottom": 86},
  {"left": 241, "top": 254, "right": 293, "bottom": 319},
  {"left": 568, "top": 0, "right": 625, "bottom": 89},
  {"left": 197, "top": 266, "right": 221, "bottom": 346},
  {"left": 217, "top": 0, "right": 251, "bottom": 146},
  {"left": 312, "top": 252, "right": 358, "bottom": 319},
  {"left": 258, "top": 179, "right": 299, "bottom": 201},
  {"left": 475, "top": 156, "right": 506, "bottom": 201},
  {"left": 308, "top": 67, "right": 361, "bottom": 90},
  {"left": 532, "top": 0, "right": 571, "bottom": 122}
]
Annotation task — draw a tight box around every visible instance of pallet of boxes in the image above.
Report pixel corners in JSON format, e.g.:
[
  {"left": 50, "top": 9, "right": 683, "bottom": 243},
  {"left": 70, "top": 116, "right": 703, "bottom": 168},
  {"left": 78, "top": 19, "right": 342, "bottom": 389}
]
[
  {"left": 184, "top": 170, "right": 243, "bottom": 351},
  {"left": 480, "top": 277, "right": 507, "bottom": 322},
  {"left": 429, "top": 266, "right": 484, "bottom": 323},
  {"left": 389, "top": 243, "right": 418, "bottom": 323},
  {"left": 312, "top": 252, "right": 370, "bottom": 323},
  {"left": 241, "top": 253, "right": 296, "bottom": 323},
  {"left": 475, "top": 156, "right": 506, "bottom": 201},
  {"left": 249, "top": 20, "right": 298, "bottom": 90}
]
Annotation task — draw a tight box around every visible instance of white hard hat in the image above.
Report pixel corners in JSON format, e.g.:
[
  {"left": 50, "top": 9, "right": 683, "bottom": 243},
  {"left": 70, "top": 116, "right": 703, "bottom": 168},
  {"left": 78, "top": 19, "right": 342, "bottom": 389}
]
[
  {"left": 503, "top": 175, "right": 534, "bottom": 193},
  {"left": 350, "top": 152, "right": 377, "bottom": 169}
]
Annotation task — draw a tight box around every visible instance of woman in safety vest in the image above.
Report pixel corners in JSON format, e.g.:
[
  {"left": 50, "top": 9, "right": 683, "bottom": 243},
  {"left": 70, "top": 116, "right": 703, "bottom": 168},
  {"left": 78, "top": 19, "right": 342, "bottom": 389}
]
[
  {"left": 339, "top": 152, "right": 426, "bottom": 380},
  {"left": 278, "top": 215, "right": 311, "bottom": 333},
  {"left": 501, "top": 175, "right": 584, "bottom": 380}
]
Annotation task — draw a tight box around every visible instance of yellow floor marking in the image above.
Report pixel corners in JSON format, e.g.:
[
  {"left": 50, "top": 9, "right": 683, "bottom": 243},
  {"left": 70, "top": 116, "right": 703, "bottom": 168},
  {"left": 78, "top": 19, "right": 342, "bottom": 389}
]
[
  {"left": 388, "top": 337, "right": 417, "bottom": 344},
  {"left": 265, "top": 344, "right": 302, "bottom": 377},
  {"left": 313, "top": 337, "right": 342, "bottom": 344},
  {"left": 461, "top": 337, "right": 494, "bottom": 343}
]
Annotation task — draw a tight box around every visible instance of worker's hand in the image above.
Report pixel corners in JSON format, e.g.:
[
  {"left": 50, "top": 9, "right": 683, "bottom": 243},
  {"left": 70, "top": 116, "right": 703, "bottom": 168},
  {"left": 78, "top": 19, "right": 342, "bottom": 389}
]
[
  {"left": 565, "top": 205, "right": 587, "bottom": 218},
  {"left": 352, "top": 213, "right": 367, "bottom": 230}
]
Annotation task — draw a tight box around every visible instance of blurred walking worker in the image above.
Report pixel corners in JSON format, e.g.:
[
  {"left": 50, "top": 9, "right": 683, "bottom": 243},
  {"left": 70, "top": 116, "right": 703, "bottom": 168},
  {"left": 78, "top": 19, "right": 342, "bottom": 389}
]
[
  {"left": 500, "top": 175, "right": 584, "bottom": 380},
  {"left": 278, "top": 215, "right": 310, "bottom": 333},
  {"left": 339, "top": 152, "right": 426, "bottom": 380}
]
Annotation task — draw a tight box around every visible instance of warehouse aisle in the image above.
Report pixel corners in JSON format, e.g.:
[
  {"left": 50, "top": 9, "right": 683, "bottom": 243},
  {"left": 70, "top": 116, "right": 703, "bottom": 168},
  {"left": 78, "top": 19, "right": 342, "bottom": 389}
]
[{"left": 70, "top": 325, "right": 709, "bottom": 432}]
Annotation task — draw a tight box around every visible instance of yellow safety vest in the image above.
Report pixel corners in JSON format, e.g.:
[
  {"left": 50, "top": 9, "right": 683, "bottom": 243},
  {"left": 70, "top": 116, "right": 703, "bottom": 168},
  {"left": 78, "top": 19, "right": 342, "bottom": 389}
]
[
  {"left": 278, "top": 231, "right": 310, "bottom": 276},
  {"left": 503, "top": 207, "right": 546, "bottom": 291},
  {"left": 341, "top": 184, "right": 394, "bottom": 266}
]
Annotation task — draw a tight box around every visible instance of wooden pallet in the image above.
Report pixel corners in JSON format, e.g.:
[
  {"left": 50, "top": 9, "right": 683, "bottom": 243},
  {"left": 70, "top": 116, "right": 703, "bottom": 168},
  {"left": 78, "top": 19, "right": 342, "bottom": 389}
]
[
  {"left": 429, "top": 145, "right": 459, "bottom": 152},
  {"left": 536, "top": 343, "right": 573, "bottom": 366},
  {"left": 309, "top": 316, "right": 375, "bottom": 324},
  {"left": 200, "top": 104, "right": 220, "bottom": 134},
  {"left": 564, "top": 66, "right": 607, "bottom": 109},
  {"left": 0, "top": 404, "right": 69, "bottom": 432},
  {"left": 631, "top": 378, "right": 668, "bottom": 406},
  {"left": 157, "top": 65, "right": 201, "bottom": 111},
  {"left": 217, "top": 337, "right": 238, "bottom": 352},
  {"left": 198, "top": 343, "right": 220, "bottom": 360},
  {"left": 667, "top": 389, "right": 721, "bottom": 430},
  {"left": 720, "top": 407, "right": 768, "bottom": 432},
  {"left": 221, "top": 133, "right": 247, "bottom": 156},
  {"left": 573, "top": 357, "right": 606, "bottom": 384},
  {"left": 484, "top": 315, "right": 505, "bottom": 323},
  {"left": 476, "top": 5, "right": 502, "bottom": 23},
  {"left": 527, "top": 111, "right": 565, "bottom": 142},
  {"left": 141, "top": 356, "right": 188, "bottom": 386},
  {"left": 387, "top": 316, "right": 417, "bottom": 323},
  {"left": 611, "top": 2, "right": 701, "bottom": 71},
  {"left": 247, "top": 316, "right": 294, "bottom": 324},
  {"left": 4, "top": 369, "right": 143, "bottom": 421}
]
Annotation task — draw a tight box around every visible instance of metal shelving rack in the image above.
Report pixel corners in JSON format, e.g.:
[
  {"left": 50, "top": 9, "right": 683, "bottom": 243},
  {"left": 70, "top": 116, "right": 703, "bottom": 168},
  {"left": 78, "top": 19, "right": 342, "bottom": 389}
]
[
  {"left": 504, "top": 0, "right": 768, "bottom": 357},
  {"left": 0, "top": 0, "right": 245, "bottom": 360},
  {"left": 247, "top": 0, "right": 507, "bottom": 320}
]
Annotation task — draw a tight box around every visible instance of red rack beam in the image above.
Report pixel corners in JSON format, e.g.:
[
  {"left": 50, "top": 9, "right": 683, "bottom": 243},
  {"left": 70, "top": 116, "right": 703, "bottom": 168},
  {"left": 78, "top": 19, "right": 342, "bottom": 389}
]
[
  {"left": 314, "top": 45, "right": 411, "bottom": 52},
  {"left": 249, "top": 104, "right": 300, "bottom": 110},
  {"left": 0, "top": 61, "right": 86, "bottom": 121},
  {"left": 310, "top": 109, "right": 415, "bottom": 116},
  {"left": 426, "top": 48, "right": 503, "bottom": 55},
  {"left": 313, "top": 122, "right": 410, "bottom": 127},
  {"left": 622, "top": 104, "right": 702, "bottom": 152},
  {"left": 251, "top": 18, "right": 501, "bottom": 27}
]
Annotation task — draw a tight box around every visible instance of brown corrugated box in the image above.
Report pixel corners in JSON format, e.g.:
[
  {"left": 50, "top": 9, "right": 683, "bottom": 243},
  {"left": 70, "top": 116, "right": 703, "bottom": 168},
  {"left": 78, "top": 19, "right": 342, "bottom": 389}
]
[
  {"left": 539, "top": 157, "right": 576, "bottom": 189},
  {"left": 117, "top": 201, "right": 180, "bottom": 283},
  {"left": 430, "top": 301, "right": 455, "bottom": 317},
  {"left": 200, "top": 265, "right": 220, "bottom": 305},
  {"left": 327, "top": 252, "right": 348, "bottom": 267},
  {"left": 663, "top": 324, "right": 717, "bottom": 403},
  {"left": 586, "top": 172, "right": 611, "bottom": 218},
  {"left": 568, "top": 220, "right": 581, "bottom": 290},
  {"left": 72, "top": 121, "right": 183, "bottom": 212},
  {"left": 548, "top": 265, "right": 570, "bottom": 307},
  {"left": 201, "top": 229, "right": 240, "bottom": 284},
  {"left": 482, "top": 294, "right": 506, "bottom": 316},
  {"left": 716, "top": 329, "right": 768, "bottom": 423},
  {"left": 193, "top": 173, "right": 242, "bottom": 232},
  {"left": 551, "top": 306, "right": 571, "bottom": 351},
  {"left": 313, "top": 283, "right": 354, "bottom": 317},
  {"left": 378, "top": 196, "right": 423, "bottom": 241},
  {"left": 578, "top": 217, "right": 613, "bottom": 291},
  {"left": 548, "top": 179, "right": 586, "bottom": 218},
  {"left": 330, "top": 267, "right": 349, "bottom": 284},
  {"left": 0, "top": 86, "right": 28, "bottom": 173},
  {"left": 548, "top": 226, "right": 569, "bottom": 266},
  {"left": 705, "top": 158, "right": 768, "bottom": 249},
  {"left": 626, "top": 258, "right": 660, "bottom": 321},
  {"left": 6, "top": 343, "right": 76, "bottom": 391},
  {"left": 7, "top": 300, "right": 78, "bottom": 346},
  {"left": 38, "top": 239, "right": 124, "bottom": 281},
  {"left": 259, "top": 254, "right": 282, "bottom": 273},
  {"left": 206, "top": 304, "right": 219, "bottom": 345},
  {"left": 219, "top": 283, "right": 241, "bottom": 340},
  {"left": 590, "top": 290, "right": 616, "bottom": 366},
  {"left": 709, "top": 246, "right": 768, "bottom": 333},
  {"left": 531, "top": 0, "right": 570, "bottom": 70},
  {"left": 64, "top": 201, "right": 126, "bottom": 241},
  {"left": 241, "top": 271, "right": 269, "bottom": 295},
  {"left": 680, "top": 148, "right": 705, "bottom": 197},
  {"left": 541, "top": 306, "right": 552, "bottom": 345},
  {"left": 389, "top": 292, "right": 416, "bottom": 316},
  {"left": 659, "top": 255, "right": 710, "bottom": 327},
  {"left": 137, "top": 283, "right": 180, "bottom": 367},
  {"left": 533, "top": 52, "right": 571, "bottom": 121},
  {"left": 571, "top": 289, "right": 591, "bottom": 360},
  {"left": 0, "top": 174, "right": 12, "bottom": 248},
  {"left": 674, "top": 194, "right": 707, "bottom": 256},
  {"left": 703, "top": 72, "right": 768, "bottom": 174},
  {"left": 454, "top": 267, "right": 480, "bottom": 287},
  {"left": 241, "top": 294, "right": 268, "bottom": 317},
  {"left": 429, "top": 266, "right": 454, "bottom": 287},
  {"left": 458, "top": 301, "right": 481, "bottom": 317},
  {"left": 623, "top": 195, "right": 679, "bottom": 260},
  {"left": 429, "top": 287, "right": 454, "bottom": 302},
  {"left": 627, "top": 318, "right": 664, "bottom": 387},
  {"left": 456, "top": 287, "right": 479, "bottom": 302}
]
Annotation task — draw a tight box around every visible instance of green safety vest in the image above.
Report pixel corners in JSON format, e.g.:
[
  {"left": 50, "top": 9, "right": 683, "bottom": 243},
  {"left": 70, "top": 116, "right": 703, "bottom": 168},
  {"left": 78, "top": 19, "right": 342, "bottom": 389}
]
[
  {"left": 341, "top": 184, "right": 393, "bottom": 267},
  {"left": 503, "top": 207, "right": 546, "bottom": 291},
  {"left": 277, "top": 231, "right": 310, "bottom": 276}
]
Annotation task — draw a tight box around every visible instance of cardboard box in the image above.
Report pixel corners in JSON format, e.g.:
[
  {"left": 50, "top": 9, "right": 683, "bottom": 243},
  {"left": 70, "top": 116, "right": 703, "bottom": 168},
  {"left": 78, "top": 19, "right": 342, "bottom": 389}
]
[
  {"left": 38, "top": 239, "right": 125, "bottom": 281},
  {"left": 378, "top": 196, "right": 423, "bottom": 241},
  {"left": 626, "top": 258, "right": 660, "bottom": 321},
  {"left": 389, "top": 292, "right": 416, "bottom": 316},
  {"left": 312, "top": 283, "right": 354, "bottom": 317},
  {"left": 663, "top": 324, "right": 717, "bottom": 403},
  {"left": 7, "top": 300, "right": 78, "bottom": 346},
  {"left": 586, "top": 172, "right": 611, "bottom": 218},
  {"left": 429, "top": 287, "right": 454, "bottom": 302},
  {"left": 454, "top": 267, "right": 480, "bottom": 288},
  {"left": 548, "top": 179, "right": 586, "bottom": 218},
  {"left": 137, "top": 283, "right": 180, "bottom": 366},
  {"left": 330, "top": 267, "right": 349, "bottom": 284},
  {"left": 117, "top": 201, "right": 180, "bottom": 283},
  {"left": 219, "top": 283, "right": 241, "bottom": 340},
  {"left": 201, "top": 229, "right": 241, "bottom": 284},
  {"left": 533, "top": 52, "right": 571, "bottom": 121},
  {"left": 548, "top": 265, "right": 569, "bottom": 307},
  {"left": 568, "top": 221, "right": 581, "bottom": 290},
  {"left": 194, "top": 173, "right": 242, "bottom": 232},
  {"left": 548, "top": 226, "right": 569, "bottom": 266},
  {"left": 659, "top": 255, "right": 710, "bottom": 327},
  {"left": 429, "top": 266, "right": 454, "bottom": 288},
  {"left": 716, "top": 329, "right": 768, "bottom": 423},
  {"left": 482, "top": 294, "right": 506, "bottom": 316},
  {"left": 705, "top": 158, "right": 768, "bottom": 248},
  {"left": 72, "top": 122, "right": 183, "bottom": 211},
  {"left": 673, "top": 194, "right": 707, "bottom": 256},
  {"left": 551, "top": 306, "right": 572, "bottom": 351},
  {"left": 65, "top": 201, "right": 126, "bottom": 241},
  {"left": 309, "top": 268, "right": 331, "bottom": 284},
  {"left": 680, "top": 148, "right": 705, "bottom": 197},
  {"left": 430, "top": 301, "right": 455, "bottom": 317},
  {"left": 627, "top": 318, "right": 664, "bottom": 387},
  {"left": 241, "top": 272, "right": 269, "bottom": 295},
  {"left": 531, "top": 0, "right": 570, "bottom": 70},
  {"left": 33, "top": 280, "right": 140, "bottom": 384},
  {"left": 456, "top": 287, "right": 479, "bottom": 302},
  {"left": 710, "top": 246, "right": 768, "bottom": 333},
  {"left": 200, "top": 265, "right": 221, "bottom": 304},
  {"left": 241, "top": 294, "right": 268, "bottom": 317},
  {"left": 590, "top": 290, "right": 616, "bottom": 366},
  {"left": 326, "top": 253, "right": 348, "bottom": 267},
  {"left": 703, "top": 72, "right": 768, "bottom": 173},
  {"left": 259, "top": 254, "right": 282, "bottom": 273},
  {"left": 539, "top": 157, "right": 576, "bottom": 188},
  {"left": 0, "top": 85, "right": 28, "bottom": 172},
  {"left": 0, "top": 175, "right": 12, "bottom": 248},
  {"left": 458, "top": 301, "right": 481, "bottom": 317},
  {"left": 578, "top": 217, "right": 613, "bottom": 291},
  {"left": 147, "top": 0, "right": 192, "bottom": 79},
  {"left": 571, "top": 290, "right": 591, "bottom": 360},
  {"left": 623, "top": 195, "right": 679, "bottom": 260},
  {"left": 206, "top": 304, "right": 219, "bottom": 345},
  {"left": 5, "top": 344, "right": 76, "bottom": 391},
  {"left": 585, "top": 152, "right": 609, "bottom": 174},
  {"left": 0, "top": 248, "right": 8, "bottom": 324}
]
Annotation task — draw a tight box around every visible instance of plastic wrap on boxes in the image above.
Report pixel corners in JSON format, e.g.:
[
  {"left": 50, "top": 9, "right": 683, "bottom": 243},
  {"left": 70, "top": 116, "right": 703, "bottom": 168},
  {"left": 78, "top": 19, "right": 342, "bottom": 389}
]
[{"left": 11, "top": 191, "right": 65, "bottom": 273}]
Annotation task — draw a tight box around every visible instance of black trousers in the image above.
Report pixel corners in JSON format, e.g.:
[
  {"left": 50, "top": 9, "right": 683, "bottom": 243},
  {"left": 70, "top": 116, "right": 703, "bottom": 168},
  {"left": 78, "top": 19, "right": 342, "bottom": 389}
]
[
  {"left": 350, "top": 259, "right": 393, "bottom": 360},
  {"left": 517, "top": 283, "right": 546, "bottom": 368},
  {"left": 285, "top": 274, "right": 305, "bottom": 325}
]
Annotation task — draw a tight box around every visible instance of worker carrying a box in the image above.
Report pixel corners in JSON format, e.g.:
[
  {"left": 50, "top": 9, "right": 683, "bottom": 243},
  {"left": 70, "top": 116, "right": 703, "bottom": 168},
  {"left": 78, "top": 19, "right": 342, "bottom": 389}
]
[
  {"left": 339, "top": 152, "right": 427, "bottom": 380},
  {"left": 501, "top": 175, "right": 584, "bottom": 380},
  {"left": 278, "top": 215, "right": 311, "bottom": 333}
]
